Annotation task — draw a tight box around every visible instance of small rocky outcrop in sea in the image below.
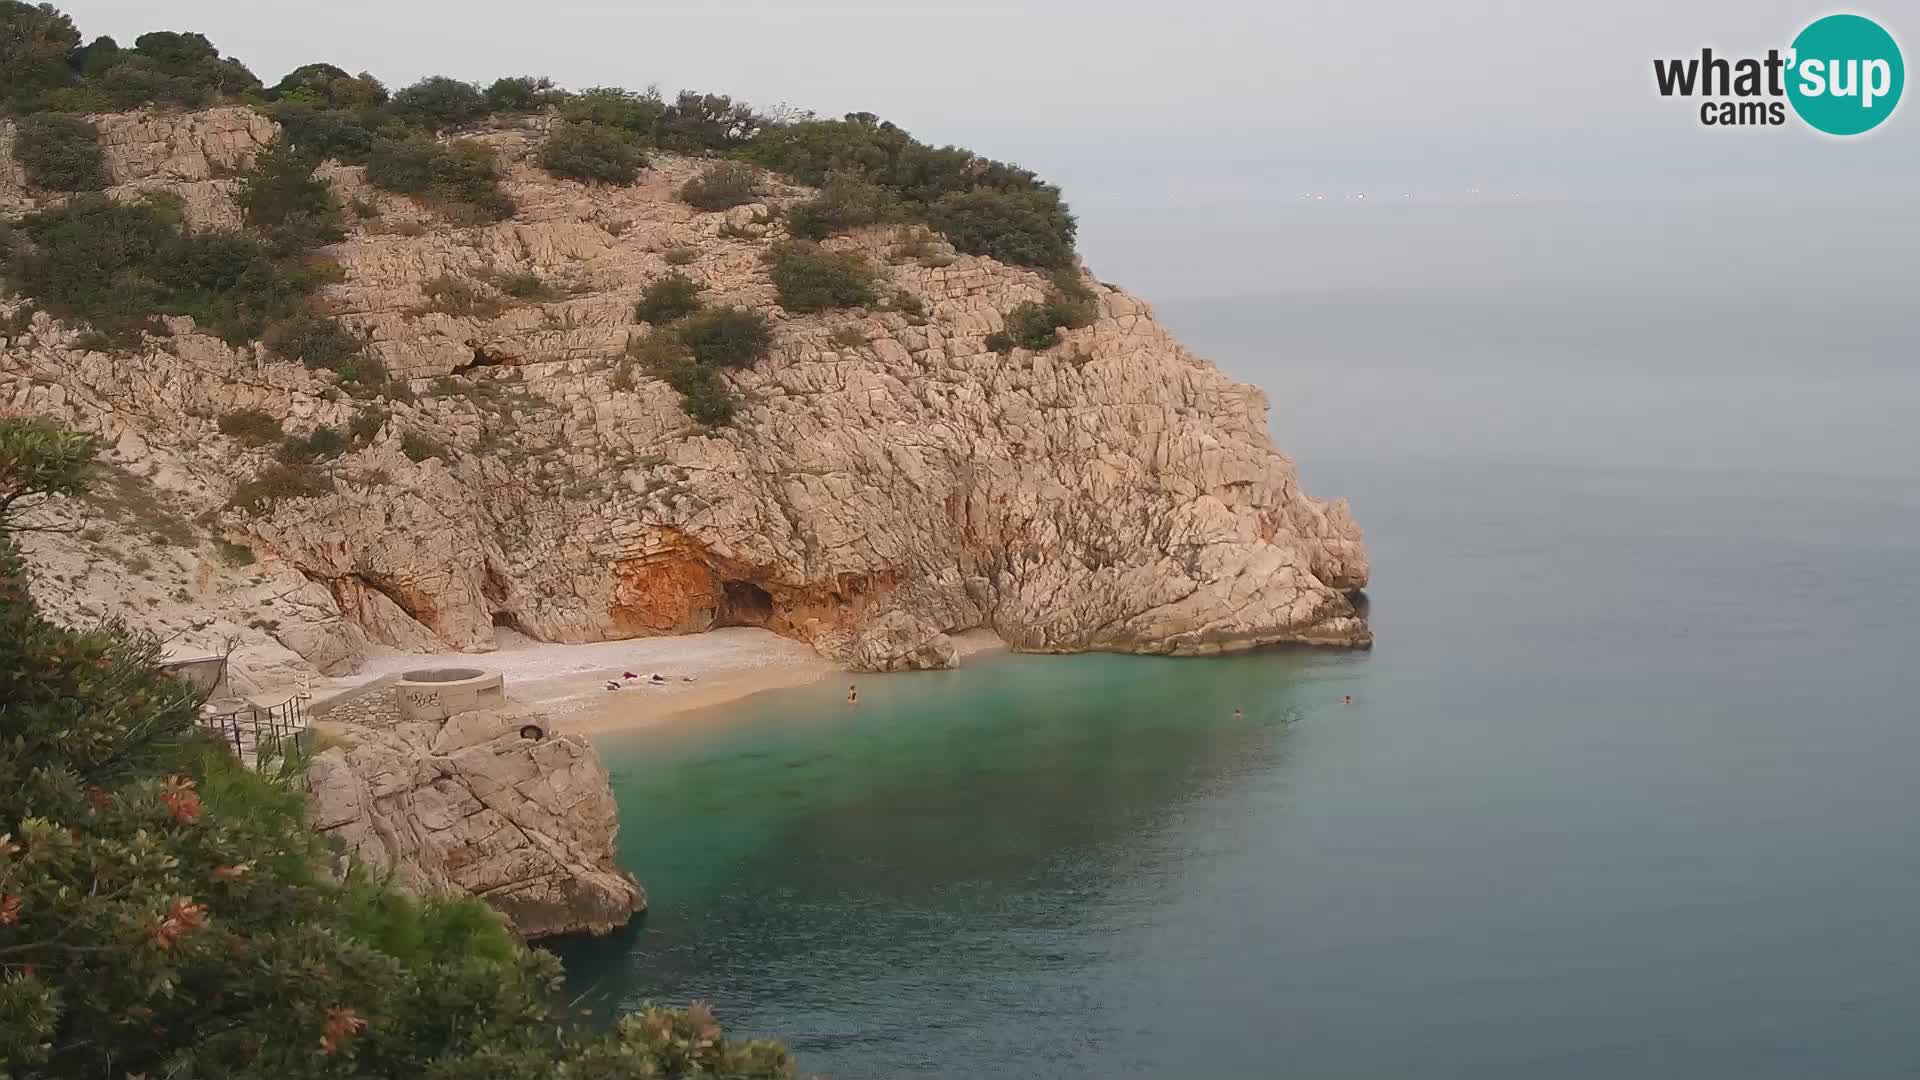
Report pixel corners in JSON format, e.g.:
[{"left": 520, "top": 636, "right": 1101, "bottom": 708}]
[
  {"left": 304, "top": 689, "right": 644, "bottom": 940},
  {"left": 2, "top": 107, "right": 1370, "bottom": 683}
]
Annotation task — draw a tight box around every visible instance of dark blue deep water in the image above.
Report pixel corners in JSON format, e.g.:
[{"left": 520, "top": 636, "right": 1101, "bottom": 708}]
[{"left": 556, "top": 202, "right": 1920, "bottom": 1078}]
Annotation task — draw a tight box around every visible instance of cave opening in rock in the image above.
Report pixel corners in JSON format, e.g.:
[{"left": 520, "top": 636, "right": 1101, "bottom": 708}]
[
  {"left": 492, "top": 610, "right": 536, "bottom": 640},
  {"left": 716, "top": 580, "right": 775, "bottom": 627}
]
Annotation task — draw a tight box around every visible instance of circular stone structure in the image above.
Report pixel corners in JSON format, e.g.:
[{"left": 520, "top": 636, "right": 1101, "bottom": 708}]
[{"left": 394, "top": 667, "right": 507, "bottom": 722}]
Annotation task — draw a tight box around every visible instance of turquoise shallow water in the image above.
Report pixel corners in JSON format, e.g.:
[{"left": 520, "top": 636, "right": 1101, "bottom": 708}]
[{"left": 551, "top": 458, "right": 1920, "bottom": 1078}]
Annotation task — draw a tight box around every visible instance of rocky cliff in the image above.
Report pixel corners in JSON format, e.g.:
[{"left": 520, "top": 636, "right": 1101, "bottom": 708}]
[
  {"left": 306, "top": 689, "right": 644, "bottom": 939},
  {"left": 1, "top": 107, "right": 1369, "bottom": 687}
]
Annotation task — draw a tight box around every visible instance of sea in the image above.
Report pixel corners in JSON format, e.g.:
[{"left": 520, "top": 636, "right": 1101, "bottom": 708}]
[{"left": 551, "top": 196, "right": 1920, "bottom": 1078}]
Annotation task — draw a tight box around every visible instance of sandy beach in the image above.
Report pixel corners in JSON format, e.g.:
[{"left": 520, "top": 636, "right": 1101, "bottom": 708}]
[{"left": 320, "top": 627, "right": 1007, "bottom": 734}]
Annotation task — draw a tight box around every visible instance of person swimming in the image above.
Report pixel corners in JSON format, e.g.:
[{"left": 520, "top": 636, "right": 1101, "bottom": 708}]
[
  {"left": 1342, "top": 695, "right": 1352, "bottom": 705},
  {"left": 1232, "top": 708, "right": 1244, "bottom": 720},
  {"left": 847, "top": 684, "right": 859, "bottom": 705}
]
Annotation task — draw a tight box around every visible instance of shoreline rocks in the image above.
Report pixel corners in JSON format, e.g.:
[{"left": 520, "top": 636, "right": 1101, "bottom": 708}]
[{"left": 305, "top": 691, "right": 644, "bottom": 940}]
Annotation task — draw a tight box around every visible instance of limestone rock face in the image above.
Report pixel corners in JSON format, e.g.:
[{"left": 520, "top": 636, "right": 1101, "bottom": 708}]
[
  {"left": 818, "top": 609, "right": 958, "bottom": 672},
  {"left": 306, "top": 695, "right": 644, "bottom": 940},
  {"left": 1, "top": 108, "right": 1371, "bottom": 679}
]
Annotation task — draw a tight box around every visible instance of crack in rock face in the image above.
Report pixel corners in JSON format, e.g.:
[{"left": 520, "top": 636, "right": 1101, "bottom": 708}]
[{"left": 1, "top": 108, "right": 1370, "bottom": 679}]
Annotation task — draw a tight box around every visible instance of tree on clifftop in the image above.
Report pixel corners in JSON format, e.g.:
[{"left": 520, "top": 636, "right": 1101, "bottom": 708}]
[{"left": 0, "top": 415, "right": 796, "bottom": 1077}]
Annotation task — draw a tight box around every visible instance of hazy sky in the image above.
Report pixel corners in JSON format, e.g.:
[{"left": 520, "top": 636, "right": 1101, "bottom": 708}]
[{"left": 55, "top": 0, "right": 1919, "bottom": 208}]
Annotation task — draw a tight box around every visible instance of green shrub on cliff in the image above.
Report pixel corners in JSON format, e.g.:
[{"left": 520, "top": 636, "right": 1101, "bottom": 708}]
[
  {"left": 744, "top": 112, "right": 1076, "bottom": 266},
  {"left": 235, "top": 136, "right": 347, "bottom": 255},
  {"left": 538, "top": 121, "right": 645, "bottom": 185},
  {"left": 785, "top": 172, "right": 900, "bottom": 240},
  {"left": 767, "top": 240, "right": 876, "bottom": 313},
  {"left": 7, "top": 195, "right": 315, "bottom": 347},
  {"left": 988, "top": 272, "right": 1095, "bottom": 353},
  {"left": 678, "top": 161, "right": 760, "bottom": 210},
  {"left": 633, "top": 272, "right": 705, "bottom": 325},
  {"left": 679, "top": 306, "right": 771, "bottom": 368},
  {"left": 0, "top": 417, "right": 797, "bottom": 1078},
  {"left": 927, "top": 188, "right": 1077, "bottom": 269},
  {"left": 264, "top": 102, "right": 379, "bottom": 164},
  {"left": 366, "top": 132, "right": 514, "bottom": 223},
  {"left": 0, "top": 1, "right": 84, "bottom": 107},
  {"left": 387, "top": 74, "right": 487, "bottom": 132},
  {"left": 268, "top": 62, "right": 388, "bottom": 109},
  {"left": 10, "top": 113, "right": 104, "bottom": 191}
]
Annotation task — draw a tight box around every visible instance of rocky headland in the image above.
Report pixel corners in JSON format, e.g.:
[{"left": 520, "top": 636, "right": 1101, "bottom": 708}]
[{"left": 2, "top": 106, "right": 1370, "bottom": 695}]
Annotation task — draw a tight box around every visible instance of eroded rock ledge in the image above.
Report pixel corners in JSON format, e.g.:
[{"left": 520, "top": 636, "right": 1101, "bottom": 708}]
[
  {"left": 1, "top": 107, "right": 1370, "bottom": 682},
  {"left": 306, "top": 689, "right": 644, "bottom": 940}
]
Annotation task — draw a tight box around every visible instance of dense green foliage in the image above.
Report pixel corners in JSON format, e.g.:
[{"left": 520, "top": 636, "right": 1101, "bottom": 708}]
[
  {"left": 0, "top": 418, "right": 798, "bottom": 1076},
  {"left": 267, "top": 62, "right": 387, "bottom": 109},
  {"left": 633, "top": 272, "right": 704, "bottom": 325},
  {"left": 767, "top": 240, "right": 877, "bottom": 313},
  {"left": 986, "top": 271, "right": 1097, "bottom": 353},
  {"left": 679, "top": 306, "right": 772, "bottom": 368},
  {"left": 365, "top": 131, "right": 514, "bottom": 223},
  {"left": 660, "top": 354, "right": 736, "bottom": 424},
  {"left": 745, "top": 112, "right": 1076, "bottom": 266},
  {"left": 386, "top": 74, "right": 487, "bottom": 132},
  {"left": 235, "top": 137, "right": 346, "bottom": 254},
  {"left": 483, "top": 75, "right": 553, "bottom": 113},
  {"left": 926, "top": 188, "right": 1077, "bottom": 269},
  {"left": 4, "top": 195, "right": 321, "bottom": 346},
  {"left": 263, "top": 102, "right": 378, "bottom": 164},
  {"left": 10, "top": 112, "right": 102, "bottom": 190},
  {"left": 679, "top": 161, "right": 760, "bottom": 210},
  {"left": 1, "top": 9, "right": 261, "bottom": 112},
  {"left": 785, "top": 172, "right": 899, "bottom": 240},
  {"left": 0, "top": 1, "right": 82, "bottom": 108},
  {"left": 538, "top": 121, "right": 645, "bottom": 185}
]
